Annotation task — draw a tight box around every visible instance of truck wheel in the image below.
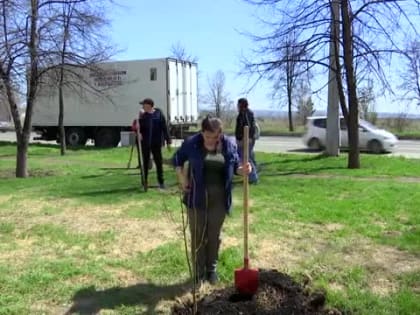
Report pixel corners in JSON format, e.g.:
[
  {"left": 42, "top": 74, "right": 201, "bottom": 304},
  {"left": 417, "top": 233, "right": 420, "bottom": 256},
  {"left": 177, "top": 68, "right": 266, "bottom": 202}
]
[
  {"left": 66, "top": 127, "right": 87, "bottom": 146},
  {"left": 94, "top": 128, "right": 120, "bottom": 148}
]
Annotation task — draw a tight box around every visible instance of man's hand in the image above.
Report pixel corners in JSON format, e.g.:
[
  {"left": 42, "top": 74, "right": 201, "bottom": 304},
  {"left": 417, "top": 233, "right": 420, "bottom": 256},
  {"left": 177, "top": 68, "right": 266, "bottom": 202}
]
[{"left": 237, "top": 162, "right": 252, "bottom": 176}]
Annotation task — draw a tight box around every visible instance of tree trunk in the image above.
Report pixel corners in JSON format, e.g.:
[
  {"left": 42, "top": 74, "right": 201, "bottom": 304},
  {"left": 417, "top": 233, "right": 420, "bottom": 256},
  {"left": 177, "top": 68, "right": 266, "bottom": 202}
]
[
  {"left": 16, "top": 135, "right": 29, "bottom": 177},
  {"left": 333, "top": 8, "right": 349, "bottom": 122},
  {"left": 287, "top": 96, "right": 294, "bottom": 132},
  {"left": 14, "top": 0, "right": 40, "bottom": 178},
  {"left": 341, "top": 0, "right": 360, "bottom": 169},
  {"left": 0, "top": 69, "right": 28, "bottom": 177},
  {"left": 59, "top": 68, "right": 66, "bottom": 155},
  {"left": 215, "top": 104, "right": 220, "bottom": 118},
  {"left": 286, "top": 54, "right": 294, "bottom": 132}
]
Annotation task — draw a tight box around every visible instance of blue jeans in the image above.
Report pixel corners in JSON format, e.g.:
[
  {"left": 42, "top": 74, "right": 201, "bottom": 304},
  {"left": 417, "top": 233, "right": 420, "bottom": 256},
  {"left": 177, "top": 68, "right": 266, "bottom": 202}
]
[{"left": 237, "top": 139, "right": 258, "bottom": 183}]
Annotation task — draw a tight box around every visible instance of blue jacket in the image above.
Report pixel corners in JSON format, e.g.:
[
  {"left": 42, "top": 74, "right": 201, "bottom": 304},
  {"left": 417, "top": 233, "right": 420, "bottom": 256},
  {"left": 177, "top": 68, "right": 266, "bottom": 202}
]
[
  {"left": 172, "top": 133, "right": 240, "bottom": 213},
  {"left": 139, "top": 108, "right": 171, "bottom": 147}
]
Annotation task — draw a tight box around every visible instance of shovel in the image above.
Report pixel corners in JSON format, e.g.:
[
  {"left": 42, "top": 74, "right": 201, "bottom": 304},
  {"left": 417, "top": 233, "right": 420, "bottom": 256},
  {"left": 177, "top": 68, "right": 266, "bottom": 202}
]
[
  {"left": 135, "top": 119, "right": 147, "bottom": 192},
  {"left": 234, "top": 125, "right": 259, "bottom": 296}
]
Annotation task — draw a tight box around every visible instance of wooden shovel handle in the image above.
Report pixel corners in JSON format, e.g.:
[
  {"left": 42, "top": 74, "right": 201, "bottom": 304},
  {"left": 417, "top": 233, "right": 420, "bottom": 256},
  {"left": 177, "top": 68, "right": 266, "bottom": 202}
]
[{"left": 243, "top": 126, "right": 249, "bottom": 268}]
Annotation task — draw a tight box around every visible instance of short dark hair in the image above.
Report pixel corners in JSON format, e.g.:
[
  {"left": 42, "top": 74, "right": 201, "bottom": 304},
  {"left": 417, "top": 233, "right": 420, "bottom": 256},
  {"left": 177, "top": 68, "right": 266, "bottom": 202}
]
[
  {"left": 201, "top": 115, "right": 223, "bottom": 133},
  {"left": 237, "top": 97, "right": 249, "bottom": 111},
  {"left": 139, "top": 98, "right": 154, "bottom": 106}
]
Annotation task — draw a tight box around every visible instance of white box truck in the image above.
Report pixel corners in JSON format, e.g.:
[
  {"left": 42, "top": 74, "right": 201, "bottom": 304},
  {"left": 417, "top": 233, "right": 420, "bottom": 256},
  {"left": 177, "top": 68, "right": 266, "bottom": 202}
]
[{"left": 32, "top": 58, "right": 198, "bottom": 147}]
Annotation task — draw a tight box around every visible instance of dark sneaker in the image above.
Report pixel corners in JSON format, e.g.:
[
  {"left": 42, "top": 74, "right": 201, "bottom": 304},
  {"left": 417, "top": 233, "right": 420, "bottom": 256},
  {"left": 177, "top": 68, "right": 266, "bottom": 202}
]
[{"left": 206, "top": 271, "right": 219, "bottom": 285}]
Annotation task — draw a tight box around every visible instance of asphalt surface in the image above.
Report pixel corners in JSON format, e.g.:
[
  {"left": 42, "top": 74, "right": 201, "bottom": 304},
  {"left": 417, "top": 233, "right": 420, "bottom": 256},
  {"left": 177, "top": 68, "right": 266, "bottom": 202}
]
[
  {"left": 253, "top": 136, "right": 420, "bottom": 159},
  {"left": 1, "top": 132, "right": 419, "bottom": 159}
]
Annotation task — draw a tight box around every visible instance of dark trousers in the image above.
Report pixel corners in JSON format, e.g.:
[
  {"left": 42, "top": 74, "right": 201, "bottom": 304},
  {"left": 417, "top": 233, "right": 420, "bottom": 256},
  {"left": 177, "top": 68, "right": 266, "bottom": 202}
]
[
  {"left": 141, "top": 143, "right": 164, "bottom": 185},
  {"left": 188, "top": 196, "right": 226, "bottom": 279}
]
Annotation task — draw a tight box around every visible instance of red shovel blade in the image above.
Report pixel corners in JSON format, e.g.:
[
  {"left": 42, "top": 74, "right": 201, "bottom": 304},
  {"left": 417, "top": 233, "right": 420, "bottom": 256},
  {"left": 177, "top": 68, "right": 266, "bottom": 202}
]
[{"left": 234, "top": 266, "right": 259, "bottom": 295}]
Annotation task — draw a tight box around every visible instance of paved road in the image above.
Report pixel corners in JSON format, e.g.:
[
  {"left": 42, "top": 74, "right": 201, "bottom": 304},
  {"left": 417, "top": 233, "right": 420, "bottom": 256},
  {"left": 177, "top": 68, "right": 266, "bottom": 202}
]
[
  {"left": 254, "top": 136, "right": 420, "bottom": 159},
  {"left": 1, "top": 132, "right": 419, "bottom": 159}
]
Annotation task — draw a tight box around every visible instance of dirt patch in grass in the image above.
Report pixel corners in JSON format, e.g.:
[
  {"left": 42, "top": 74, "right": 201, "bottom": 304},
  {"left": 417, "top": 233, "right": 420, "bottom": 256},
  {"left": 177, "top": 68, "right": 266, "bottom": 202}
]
[
  {"left": 0, "top": 194, "right": 12, "bottom": 204},
  {"left": 0, "top": 168, "right": 59, "bottom": 179},
  {"left": 18, "top": 200, "right": 180, "bottom": 258},
  {"left": 29, "top": 169, "right": 60, "bottom": 177},
  {"left": 172, "top": 269, "right": 342, "bottom": 314},
  {"left": 0, "top": 238, "right": 34, "bottom": 265},
  {"left": 110, "top": 218, "right": 179, "bottom": 258},
  {"left": 0, "top": 169, "right": 15, "bottom": 179},
  {"left": 286, "top": 173, "right": 420, "bottom": 183},
  {"left": 248, "top": 224, "right": 420, "bottom": 296},
  {"left": 172, "top": 229, "right": 419, "bottom": 314},
  {"left": 2, "top": 199, "right": 181, "bottom": 264}
]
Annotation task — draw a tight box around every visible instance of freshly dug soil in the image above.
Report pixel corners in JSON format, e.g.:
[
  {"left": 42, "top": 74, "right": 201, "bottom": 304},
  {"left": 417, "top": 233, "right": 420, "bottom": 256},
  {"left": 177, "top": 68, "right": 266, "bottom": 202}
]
[{"left": 172, "top": 269, "right": 342, "bottom": 315}]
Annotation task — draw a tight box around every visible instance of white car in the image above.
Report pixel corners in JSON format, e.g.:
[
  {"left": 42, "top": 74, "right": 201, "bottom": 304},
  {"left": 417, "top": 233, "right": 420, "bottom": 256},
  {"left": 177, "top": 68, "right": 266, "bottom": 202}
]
[{"left": 302, "top": 116, "right": 398, "bottom": 153}]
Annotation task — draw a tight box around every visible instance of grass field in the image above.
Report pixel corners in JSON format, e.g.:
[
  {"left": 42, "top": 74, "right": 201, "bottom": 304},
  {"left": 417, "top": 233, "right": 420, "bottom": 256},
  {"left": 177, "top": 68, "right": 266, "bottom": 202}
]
[{"left": 0, "top": 142, "right": 419, "bottom": 314}]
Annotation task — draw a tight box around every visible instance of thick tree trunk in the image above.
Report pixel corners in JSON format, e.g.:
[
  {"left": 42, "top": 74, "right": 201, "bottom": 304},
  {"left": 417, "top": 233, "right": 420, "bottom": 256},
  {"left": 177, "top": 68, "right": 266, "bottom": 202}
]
[
  {"left": 16, "top": 135, "right": 29, "bottom": 177},
  {"left": 0, "top": 69, "right": 29, "bottom": 177},
  {"left": 341, "top": 0, "right": 360, "bottom": 169},
  {"left": 15, "top": 0, "right": 40, "bottom": 177}
]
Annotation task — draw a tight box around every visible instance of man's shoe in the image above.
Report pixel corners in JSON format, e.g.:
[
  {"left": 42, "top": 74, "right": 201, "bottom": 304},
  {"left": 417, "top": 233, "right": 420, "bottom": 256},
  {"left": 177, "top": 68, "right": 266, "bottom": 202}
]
[{"left": 206, "top": 271, "right": 219, "bottom": 285}]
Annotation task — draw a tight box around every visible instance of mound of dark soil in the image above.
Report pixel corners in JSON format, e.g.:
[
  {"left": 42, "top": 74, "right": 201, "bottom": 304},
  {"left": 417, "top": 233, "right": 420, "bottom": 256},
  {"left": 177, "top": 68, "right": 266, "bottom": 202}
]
[{"left": 172, "top": 269, "right": 342, "bottom": 315}]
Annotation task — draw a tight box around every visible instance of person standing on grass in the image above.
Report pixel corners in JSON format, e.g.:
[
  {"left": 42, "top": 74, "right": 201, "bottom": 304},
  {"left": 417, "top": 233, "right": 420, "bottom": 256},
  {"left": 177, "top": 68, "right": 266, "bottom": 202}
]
[
  {"left": 235, "top": 97, "right": 259, "bottom": 184},
  {"left": 136, "top": 98, "right": 171, "bottom": 189},
  {"left": 172, "top": 115, "right": 252, "bottom": 285}
]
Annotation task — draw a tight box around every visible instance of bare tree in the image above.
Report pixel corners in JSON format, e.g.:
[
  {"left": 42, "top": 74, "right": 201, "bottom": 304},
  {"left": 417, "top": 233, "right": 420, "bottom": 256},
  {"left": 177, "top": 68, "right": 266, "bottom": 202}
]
[
  {"left": 170, "top": 42, "right": 198, "bottom": 62},
  {"left": 358, "top": 79, "right": 377, "bottom": 124},
  {"left": 399, "top": 39, "right": 420, "bottom": 106},
  {"left": 295, "top": 79, "right": 315, "bottom": 125},
  {"left": 40, "top": 1, "right": 115, "bottom": 155},
  {"left": 220, "top": 100, "right": 236, "bottom": 129},
  {"left": 269, "top": 33, "right": 310, "bottom": 131},
  {"left": 205, "top": 70, "right": 231, "bottom": 118},
  {"left": 0, "top": 0, "right": 39, "bottom": 177},
  {"left": 242, "top": 0, "right": 418, "bottom": 168},
  {"left": 0, "top": 0, "right": 116, "bottom": 177}
]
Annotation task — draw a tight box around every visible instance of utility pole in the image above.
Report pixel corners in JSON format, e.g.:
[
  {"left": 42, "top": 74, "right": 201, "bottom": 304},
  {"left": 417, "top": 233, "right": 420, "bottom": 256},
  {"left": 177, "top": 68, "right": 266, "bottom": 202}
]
[{"left": 326, "top": 0, "right": 340, "bottom": 156}]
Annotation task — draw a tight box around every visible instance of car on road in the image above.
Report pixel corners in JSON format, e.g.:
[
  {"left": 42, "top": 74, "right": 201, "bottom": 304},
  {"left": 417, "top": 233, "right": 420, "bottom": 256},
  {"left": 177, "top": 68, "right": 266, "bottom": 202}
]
[{"left": 302, "top": 116, "right": 398, "bottom": 153}]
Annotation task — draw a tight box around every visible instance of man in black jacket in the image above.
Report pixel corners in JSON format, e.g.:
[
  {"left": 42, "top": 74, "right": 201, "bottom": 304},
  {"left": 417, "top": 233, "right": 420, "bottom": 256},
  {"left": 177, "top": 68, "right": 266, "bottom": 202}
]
[
  {"left": 138, "top": 98, "right": 171, "bottom": 189},
  {"left": 235, "top": 97, "right": 259, "bottom": 184}
]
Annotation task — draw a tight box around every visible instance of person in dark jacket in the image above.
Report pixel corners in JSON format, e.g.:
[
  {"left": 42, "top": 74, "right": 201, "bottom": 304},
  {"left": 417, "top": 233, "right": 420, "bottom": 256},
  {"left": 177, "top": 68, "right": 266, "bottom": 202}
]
[
  {"left": 235, "top": 97, "right": 259, "bottom": 184},
  {"left": 172, "top": 115, "right": 251, "bottom": 285},
  {"left": 137, "top": 98, "right": 171, "bottom": 189}
]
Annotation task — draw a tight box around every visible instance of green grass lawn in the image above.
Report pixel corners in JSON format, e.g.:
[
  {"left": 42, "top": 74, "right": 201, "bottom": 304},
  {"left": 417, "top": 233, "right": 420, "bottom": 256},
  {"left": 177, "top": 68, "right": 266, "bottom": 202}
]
[{"left": 0, "top": 142, "right": 419, "bottom": 314}]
